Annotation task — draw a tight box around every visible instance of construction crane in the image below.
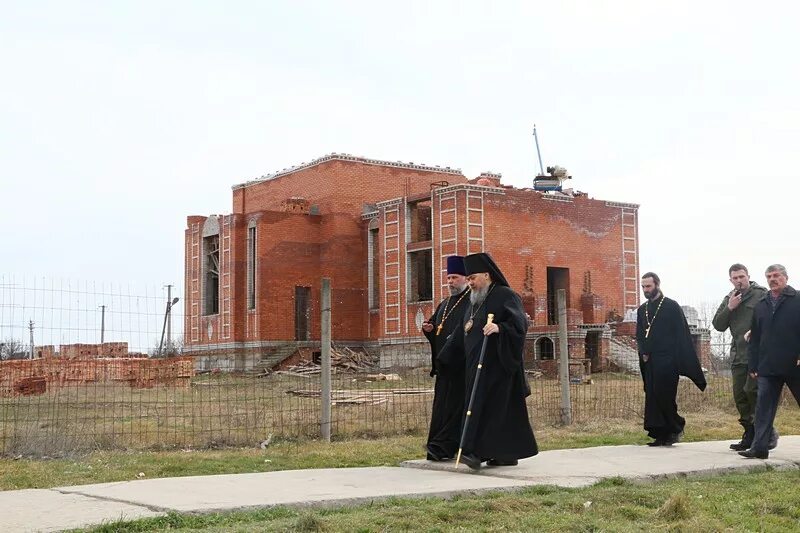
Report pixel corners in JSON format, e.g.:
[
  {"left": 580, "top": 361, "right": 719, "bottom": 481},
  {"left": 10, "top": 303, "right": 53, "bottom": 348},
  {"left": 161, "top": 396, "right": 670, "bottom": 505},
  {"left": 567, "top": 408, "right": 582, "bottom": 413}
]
[{"left": 532, "top": 125, "right": 572, "bottom": 192}]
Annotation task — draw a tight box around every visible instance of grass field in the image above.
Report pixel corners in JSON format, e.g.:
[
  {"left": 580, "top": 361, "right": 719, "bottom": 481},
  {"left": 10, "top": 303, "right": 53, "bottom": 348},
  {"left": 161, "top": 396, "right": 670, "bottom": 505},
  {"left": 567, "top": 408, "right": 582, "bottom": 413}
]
[
  {"left": 2, "top": 407, "right": 799, "bottom": 491},
  {"left": 1, "top": 370, "right": 762, "bottom": 457},
  {"left": 2, "top": 388, "right": 797, "bottom": 532}
]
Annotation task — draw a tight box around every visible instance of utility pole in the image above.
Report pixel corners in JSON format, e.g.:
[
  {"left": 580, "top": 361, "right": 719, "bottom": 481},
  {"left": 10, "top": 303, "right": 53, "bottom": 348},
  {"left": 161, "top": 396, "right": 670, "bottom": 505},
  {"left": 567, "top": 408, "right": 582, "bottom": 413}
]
[
  {"left": 28, "top": 319, "right": 34, "bottom": 359},
  {"left": 158, "top": 293, "right": 180, "bottom": 357},
  {"left": 98, "top": 305, "right": 106, "bottom": 345},
  {"left": 164, "top": 285, "right": 173, "bottom": 349}
]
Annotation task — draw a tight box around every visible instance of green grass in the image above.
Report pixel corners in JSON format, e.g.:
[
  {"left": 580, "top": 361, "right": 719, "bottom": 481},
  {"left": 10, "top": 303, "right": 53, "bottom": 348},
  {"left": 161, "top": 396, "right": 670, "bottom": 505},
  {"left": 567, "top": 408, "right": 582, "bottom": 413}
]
[
  {"left": 3, "top": 407, "right": 799, "bottom": 491},
  {"left": 72, "top": 469, "right": 800, "bottom": 532},
  {"left": 0, "top": 436, "right": 422, "bottom": 490}
]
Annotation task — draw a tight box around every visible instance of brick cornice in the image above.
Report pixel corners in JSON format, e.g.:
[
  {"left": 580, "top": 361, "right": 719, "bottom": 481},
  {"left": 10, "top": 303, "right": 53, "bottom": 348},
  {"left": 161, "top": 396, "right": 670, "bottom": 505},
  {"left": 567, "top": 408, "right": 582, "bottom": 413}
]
[
  {"left": 233, "top": 153, "right": 464, "bottom": 190},
  {"left": 604, "top": 200, "right": 640, "bottom": 209},
  {"left": 432, "top": 183, "right": 506, "bottom": 196},
  {"left": 375, "top": 197, "right": 404, "bottom": 208}
]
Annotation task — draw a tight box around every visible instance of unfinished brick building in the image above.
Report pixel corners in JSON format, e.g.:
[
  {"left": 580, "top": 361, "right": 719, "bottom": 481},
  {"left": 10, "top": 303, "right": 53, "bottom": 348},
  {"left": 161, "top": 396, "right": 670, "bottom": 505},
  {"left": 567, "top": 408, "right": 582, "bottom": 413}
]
[{"left": 184, "top": 152, "right": 706, "bottom": 374}]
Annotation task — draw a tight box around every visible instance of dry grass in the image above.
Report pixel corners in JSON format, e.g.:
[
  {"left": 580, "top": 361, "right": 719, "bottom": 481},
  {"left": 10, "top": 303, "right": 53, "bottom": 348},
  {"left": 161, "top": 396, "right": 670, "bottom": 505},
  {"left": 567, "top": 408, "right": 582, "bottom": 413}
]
[
  {"left": 2, "top": 408, "right": 800, "bottom": 491},
  {"left": 1, "top": 369, "right": 796, "bottom": 457}
]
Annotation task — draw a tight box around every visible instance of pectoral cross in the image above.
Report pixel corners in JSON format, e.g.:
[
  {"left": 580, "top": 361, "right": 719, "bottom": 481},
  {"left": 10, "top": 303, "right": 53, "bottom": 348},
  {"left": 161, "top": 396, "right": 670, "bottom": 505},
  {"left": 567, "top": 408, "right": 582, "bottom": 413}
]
[
  {"left": 436, "top": 324, "right": 443, "bottom": 336},
  {"left": 645, "top": 326, "right": 651, "bottom": 339}
]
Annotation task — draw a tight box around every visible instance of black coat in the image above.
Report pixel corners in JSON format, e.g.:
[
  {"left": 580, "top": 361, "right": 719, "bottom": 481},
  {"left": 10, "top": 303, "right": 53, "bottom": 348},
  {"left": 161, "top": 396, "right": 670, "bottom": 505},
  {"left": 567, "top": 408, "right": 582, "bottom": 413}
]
[
  {"left": 748, "top": 286, "right": 800, "bottom": 378},
  {"left": 444, "top": 284, "right": 538, "bottom": 460},
  {"left": 636, "top": 295, "right": 707, "bottom": 392},
  {"left": 423, "top": 288, "right": 470, "bottom": 377},
  {"left": 422, "top": 289, "right": 470, "bottom": 458}
]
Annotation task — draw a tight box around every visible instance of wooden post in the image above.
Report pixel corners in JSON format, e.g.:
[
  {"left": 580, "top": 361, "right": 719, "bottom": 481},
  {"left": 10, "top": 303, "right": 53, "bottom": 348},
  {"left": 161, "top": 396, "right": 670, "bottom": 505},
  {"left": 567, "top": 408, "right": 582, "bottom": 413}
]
[
  {"left": 320, "top": 278, "right": 332, "bottom": 441},
  {"left": 557, "top": 289, "right": 572, "bottom": 425}
]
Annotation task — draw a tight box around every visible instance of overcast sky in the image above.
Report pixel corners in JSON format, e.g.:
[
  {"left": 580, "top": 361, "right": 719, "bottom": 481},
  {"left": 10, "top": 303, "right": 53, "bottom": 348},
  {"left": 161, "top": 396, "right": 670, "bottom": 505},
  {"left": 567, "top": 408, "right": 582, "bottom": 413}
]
[{"left": 2, "top": 0, "right": 799, "bottom": 339}]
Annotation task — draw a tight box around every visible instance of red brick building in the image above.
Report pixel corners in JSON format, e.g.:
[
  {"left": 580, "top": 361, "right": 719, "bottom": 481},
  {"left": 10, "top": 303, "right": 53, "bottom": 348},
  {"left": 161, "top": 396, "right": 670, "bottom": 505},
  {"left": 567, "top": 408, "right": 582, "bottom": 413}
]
[{"left": 183, "top": 153, "right": 672, "bottom": 373}]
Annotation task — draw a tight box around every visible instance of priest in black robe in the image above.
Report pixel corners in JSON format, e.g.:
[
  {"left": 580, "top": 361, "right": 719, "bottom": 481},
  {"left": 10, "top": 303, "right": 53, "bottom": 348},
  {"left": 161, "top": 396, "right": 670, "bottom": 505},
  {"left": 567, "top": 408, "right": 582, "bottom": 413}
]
[
  {"left": 421, "top": 256, "right": 471, "bottom": 461},
  {"left": 636, "top": 272, "right": 707, "bottom": 446},
  {"left": 449, "top": 252, "right": 538, "bottom": 469}
]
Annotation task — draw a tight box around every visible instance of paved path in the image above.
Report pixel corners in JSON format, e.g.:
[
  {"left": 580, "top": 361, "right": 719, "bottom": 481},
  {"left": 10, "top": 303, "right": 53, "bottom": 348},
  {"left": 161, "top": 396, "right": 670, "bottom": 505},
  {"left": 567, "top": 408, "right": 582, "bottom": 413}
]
[{"left": 2, "top": 436, "right": 799, "bottom": 532}]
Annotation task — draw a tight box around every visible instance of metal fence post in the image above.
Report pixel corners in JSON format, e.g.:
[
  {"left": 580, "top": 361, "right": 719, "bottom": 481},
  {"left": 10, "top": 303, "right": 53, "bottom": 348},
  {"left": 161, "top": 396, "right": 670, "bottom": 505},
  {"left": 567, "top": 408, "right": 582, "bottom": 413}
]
[
  {"left": 320, "top": 278, "right": 332, "bottom": 442},
  {"left": 557, "top": 289, "right": 572, "bottom": 425}
]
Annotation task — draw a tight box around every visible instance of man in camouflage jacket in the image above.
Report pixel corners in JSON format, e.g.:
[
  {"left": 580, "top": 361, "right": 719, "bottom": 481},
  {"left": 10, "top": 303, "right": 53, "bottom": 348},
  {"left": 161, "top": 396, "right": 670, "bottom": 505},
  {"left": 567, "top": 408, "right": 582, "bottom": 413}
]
[{"left": 712, "top": 263, "right": 776, "bottom": 451}]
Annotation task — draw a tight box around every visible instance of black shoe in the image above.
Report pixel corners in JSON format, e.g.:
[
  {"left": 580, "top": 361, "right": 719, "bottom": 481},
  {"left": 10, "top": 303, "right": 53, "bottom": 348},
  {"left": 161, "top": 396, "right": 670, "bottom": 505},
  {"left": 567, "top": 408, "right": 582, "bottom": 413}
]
[
  {"left": 738, "top": 449, "right": 769, "bottom": 459},
  {"left": 739, "top": 424, "right": 754, "bottom": 450},
  {"left": 458, "top": 453, "right": 482, "bottom": 470},
  {"left": 487, "top": 458, "right": 518, "bottom": 466},
  {"left": 730, "top": 441, "right": 749, "bottom": 451},
  {"left": 426, "top": 447, "right": 446, "bottom": 462},
  {"left": 646, "top": 439, "right": 666, "bottom": 447}
]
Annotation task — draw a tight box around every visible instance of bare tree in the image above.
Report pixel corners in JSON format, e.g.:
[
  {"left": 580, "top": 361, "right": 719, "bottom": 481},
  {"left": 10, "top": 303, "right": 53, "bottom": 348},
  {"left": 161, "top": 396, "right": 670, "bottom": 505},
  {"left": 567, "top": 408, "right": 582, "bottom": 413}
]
[
  {"left": 0, "top": 338, "right": 25, "bottom": 361},
  {"left": 149, "top": 336, "right": 184, "bottom": 358}
]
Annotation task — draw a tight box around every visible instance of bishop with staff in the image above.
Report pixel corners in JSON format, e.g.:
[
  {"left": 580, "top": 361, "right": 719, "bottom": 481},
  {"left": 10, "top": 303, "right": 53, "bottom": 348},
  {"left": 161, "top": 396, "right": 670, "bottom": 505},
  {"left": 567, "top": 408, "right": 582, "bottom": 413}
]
[{"left": 451, "top": 252, "right": 538, "bottom": 470}]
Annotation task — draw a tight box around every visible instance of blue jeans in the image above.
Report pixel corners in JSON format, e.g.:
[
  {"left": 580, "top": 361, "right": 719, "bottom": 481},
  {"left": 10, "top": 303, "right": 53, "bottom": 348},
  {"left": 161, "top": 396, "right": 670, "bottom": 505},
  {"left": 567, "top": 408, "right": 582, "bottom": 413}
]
[{"left": 751, "top": 375, "right": 800, "bottom": 453}]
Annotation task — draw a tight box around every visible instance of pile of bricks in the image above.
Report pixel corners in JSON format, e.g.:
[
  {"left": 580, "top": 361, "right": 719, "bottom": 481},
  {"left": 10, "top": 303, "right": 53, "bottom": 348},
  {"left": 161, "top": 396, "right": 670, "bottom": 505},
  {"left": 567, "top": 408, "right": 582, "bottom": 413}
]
[
  {"left": 12, "top": 376, "right": 47, "bottom": 396},
  {"left": 0, "top": 357, "right": 194, "bottom": 397}
]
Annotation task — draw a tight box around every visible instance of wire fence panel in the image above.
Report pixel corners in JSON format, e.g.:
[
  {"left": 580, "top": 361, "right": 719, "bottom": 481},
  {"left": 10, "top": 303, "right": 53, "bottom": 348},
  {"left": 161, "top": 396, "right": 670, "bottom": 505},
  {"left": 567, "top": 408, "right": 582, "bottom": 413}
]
[{"left": 1, "top": 275, "right": 797, "bottom": 457}]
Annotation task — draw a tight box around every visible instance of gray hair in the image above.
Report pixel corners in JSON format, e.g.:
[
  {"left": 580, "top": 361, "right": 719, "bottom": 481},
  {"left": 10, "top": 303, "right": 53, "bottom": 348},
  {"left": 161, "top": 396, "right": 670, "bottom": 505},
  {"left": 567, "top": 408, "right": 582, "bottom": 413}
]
[{"left": 765, "top": 264, "right": 788, "bottom": 277}]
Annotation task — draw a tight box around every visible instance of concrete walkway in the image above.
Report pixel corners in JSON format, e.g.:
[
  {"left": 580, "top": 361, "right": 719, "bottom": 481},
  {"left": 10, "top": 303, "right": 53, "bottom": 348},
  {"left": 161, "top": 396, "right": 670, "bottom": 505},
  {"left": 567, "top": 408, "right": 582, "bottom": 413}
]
[{"left": 2, "top": 436, "right": 799, "bottom": 533}]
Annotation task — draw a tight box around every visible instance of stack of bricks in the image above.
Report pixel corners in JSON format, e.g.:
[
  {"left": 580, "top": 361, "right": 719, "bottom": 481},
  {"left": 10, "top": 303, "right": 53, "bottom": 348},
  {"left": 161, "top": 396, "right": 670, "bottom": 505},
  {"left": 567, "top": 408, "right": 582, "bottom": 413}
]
[
  {"left": 0, "top": 357, "right": 195, "bottom": 397},
  {"left": 57, "top": 342, "right": 131, "bottom": 358},
  {"left": 13, "top": 376, "right": 47, "bottom": 396}
]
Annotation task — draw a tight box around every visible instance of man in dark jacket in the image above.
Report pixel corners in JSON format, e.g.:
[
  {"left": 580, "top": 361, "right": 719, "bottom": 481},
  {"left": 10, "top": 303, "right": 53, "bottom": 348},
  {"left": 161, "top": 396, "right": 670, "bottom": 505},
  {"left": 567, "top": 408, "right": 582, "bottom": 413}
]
[
  {"left": 739, "top": 264, "right": 800, "bottom": 459},
  {"left": 421, "top": 256, "right": 470, "bottom": 461},
  {"left": 446, "top": 252, "right": 538, "bottom": 470},
  {"left": 712, "top": 263, "right": 776, "bottom": 451},
  {"left": 637, "top": 272, "right": 707, "bottom": 446}
]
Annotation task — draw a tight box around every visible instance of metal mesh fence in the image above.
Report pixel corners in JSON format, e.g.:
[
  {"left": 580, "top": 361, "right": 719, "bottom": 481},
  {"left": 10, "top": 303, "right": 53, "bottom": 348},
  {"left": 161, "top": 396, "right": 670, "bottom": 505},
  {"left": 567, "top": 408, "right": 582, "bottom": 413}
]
[{"left": 1, "top": 275, "right": 796, "bottom": 456}]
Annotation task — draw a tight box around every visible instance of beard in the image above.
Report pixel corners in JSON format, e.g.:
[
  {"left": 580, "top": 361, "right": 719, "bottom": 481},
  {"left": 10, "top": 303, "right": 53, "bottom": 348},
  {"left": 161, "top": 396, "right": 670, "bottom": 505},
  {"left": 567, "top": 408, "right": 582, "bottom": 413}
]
[
  {"left": 643, "top": 289, "right": 660, "bottom": 300},
  {"left": 449, "top": 283, "right": 467, "bottom": 296},
  {"left": 470, "top": 284, "right": 489, "bottom": 305}
]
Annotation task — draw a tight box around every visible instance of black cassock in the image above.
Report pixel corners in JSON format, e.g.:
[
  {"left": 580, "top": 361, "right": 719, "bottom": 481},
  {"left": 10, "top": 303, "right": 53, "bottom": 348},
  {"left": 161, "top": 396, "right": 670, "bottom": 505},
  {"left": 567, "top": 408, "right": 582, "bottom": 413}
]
[
  {"left": 636, "top": 295, "right": 707, "bottom": 441},
  {"left": 443, "top": 284, "right": 538, "bottom": 461},
  {"left": 422, "top": 288, "right": 470, "bottom": 460}
]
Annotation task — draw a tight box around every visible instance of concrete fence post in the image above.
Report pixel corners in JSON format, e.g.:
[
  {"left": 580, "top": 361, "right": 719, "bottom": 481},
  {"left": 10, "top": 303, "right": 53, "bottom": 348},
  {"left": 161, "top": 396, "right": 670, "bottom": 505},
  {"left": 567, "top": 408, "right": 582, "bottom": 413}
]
[
  {"left": 557, "top": 289, "right": 573, "bottom": 425},
  {"left": 321, "top": 278, "right": 332, "bottom": 442}
]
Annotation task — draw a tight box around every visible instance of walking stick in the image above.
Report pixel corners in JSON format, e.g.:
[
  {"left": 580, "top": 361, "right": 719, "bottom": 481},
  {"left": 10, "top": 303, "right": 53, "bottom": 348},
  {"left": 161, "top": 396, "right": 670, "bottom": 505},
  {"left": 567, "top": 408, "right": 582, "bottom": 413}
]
[{"left": 455, "top": 313, "right": 494, "bottom": 468}]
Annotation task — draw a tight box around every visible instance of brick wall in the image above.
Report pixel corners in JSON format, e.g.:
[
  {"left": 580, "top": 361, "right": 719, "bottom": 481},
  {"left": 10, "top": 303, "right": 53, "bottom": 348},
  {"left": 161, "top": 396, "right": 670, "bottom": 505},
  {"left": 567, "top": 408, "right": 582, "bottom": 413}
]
[
  {"left": 187, "top": 155, "right": 467, "bottom": 356},
  {"left": 232, "top": 155, "right": 466, "bottom": 216},
  {"left": 185, "top": 154, "right": 641, "bottom": 369}
]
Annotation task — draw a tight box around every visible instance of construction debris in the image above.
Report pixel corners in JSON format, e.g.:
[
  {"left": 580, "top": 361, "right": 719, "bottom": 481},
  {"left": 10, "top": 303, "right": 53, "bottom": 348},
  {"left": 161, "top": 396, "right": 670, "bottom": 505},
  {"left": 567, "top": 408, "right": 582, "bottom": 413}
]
[
  {"left": 274, "top": 360, "right": 321, "bottom": 377},
  {"left": 331, "top": 346, "right": 374, "bottom": 371},
  {"left": 288, "top": 388, "right": 432, "bottom": 405},
  {"left": 274, "top": 346, "right": 375, "bottom": 377},
  {"left": 365, "top": 373, "right": 402, "bottom": 381},
  {"left": 13, "top": 376, "right": 47, "bottom": 396}
]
